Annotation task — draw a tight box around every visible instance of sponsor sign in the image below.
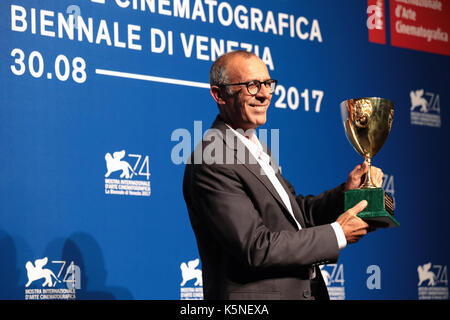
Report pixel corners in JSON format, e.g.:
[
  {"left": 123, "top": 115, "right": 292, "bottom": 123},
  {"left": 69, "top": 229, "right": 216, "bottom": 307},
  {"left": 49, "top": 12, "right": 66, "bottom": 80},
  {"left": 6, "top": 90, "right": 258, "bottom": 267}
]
[
  {"left": 367, "top": 0, "right": 387, "bottom": 44},
  {"left": 390, "top": 0, "right": 449, "bottom": 55}
]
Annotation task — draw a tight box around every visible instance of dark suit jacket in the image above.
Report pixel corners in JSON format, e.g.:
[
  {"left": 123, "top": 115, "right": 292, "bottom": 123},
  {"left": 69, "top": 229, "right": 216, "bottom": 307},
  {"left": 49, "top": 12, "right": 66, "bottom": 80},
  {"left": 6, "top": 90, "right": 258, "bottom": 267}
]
[{"left": 183, "top": 115, "right": 346, "bottom": 300}]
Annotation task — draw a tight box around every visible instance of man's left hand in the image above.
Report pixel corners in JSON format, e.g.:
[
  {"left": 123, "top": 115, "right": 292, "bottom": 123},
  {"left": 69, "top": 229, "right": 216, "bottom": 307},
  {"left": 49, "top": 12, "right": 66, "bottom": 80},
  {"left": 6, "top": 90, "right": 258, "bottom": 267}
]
[{"left": 345, "top": 161, "right": 384, "bottom": 191}]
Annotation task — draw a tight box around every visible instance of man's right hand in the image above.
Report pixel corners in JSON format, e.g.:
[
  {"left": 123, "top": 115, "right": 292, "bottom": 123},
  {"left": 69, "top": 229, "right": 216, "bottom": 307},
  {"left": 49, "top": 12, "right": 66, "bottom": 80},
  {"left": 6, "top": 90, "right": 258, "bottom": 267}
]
[{"left": 336, "top": 200, "right": 370, "bottom": 244}]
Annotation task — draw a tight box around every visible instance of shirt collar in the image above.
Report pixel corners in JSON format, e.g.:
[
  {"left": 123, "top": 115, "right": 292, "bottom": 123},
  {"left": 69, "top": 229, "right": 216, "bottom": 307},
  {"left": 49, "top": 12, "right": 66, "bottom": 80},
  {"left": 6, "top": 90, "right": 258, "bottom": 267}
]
[{"left": 224, "top": 124, "right": 262, "bottom": 154}]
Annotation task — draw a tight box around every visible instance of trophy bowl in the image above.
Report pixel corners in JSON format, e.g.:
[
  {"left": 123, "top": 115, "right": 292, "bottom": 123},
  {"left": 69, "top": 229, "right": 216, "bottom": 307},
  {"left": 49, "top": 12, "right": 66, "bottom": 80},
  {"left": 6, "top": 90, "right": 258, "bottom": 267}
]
[
  {"left": 340, "top": 97, "right": 399, "bottom": 228},
  {"left": 340, "top": 97, "right": 394, "bottom": 188}
]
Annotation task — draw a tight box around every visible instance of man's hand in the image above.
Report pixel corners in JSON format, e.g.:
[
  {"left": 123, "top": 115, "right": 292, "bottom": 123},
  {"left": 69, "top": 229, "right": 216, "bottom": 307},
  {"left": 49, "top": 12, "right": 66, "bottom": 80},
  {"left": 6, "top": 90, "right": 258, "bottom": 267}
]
[
  {"left": 345, "top": 161, "right": 384, "bottom": 191},
  {"left": 336, "top": 200, "right": 370, "bottom": 244}
]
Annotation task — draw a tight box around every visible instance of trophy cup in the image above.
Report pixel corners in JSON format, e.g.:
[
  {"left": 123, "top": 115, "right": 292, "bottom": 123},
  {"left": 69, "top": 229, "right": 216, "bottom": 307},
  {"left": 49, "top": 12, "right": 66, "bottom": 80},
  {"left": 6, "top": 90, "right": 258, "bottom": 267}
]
[{"left": 340, "top": 97, "right": 400, "bottom": 228}]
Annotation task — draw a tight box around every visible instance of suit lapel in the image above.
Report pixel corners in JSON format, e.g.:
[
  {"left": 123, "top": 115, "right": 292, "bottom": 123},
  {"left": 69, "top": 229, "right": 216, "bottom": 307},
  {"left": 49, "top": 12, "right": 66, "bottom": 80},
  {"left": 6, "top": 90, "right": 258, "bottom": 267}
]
[
  {"left": 275, "top": 172, "right": 307, "bottom": 229},
  {"left": 264, "top": 141, "right": 307, "bottom": 229},
  {"left": 210, "top": 116, "right": 304, "bottom": 229}
]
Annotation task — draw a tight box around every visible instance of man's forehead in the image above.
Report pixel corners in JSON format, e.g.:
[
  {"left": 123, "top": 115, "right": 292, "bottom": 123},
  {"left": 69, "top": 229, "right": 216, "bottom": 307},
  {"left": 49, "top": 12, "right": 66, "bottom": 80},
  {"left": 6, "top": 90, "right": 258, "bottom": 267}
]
[{"left": 226, "top": 56, "right": 269, "bottom": 81}]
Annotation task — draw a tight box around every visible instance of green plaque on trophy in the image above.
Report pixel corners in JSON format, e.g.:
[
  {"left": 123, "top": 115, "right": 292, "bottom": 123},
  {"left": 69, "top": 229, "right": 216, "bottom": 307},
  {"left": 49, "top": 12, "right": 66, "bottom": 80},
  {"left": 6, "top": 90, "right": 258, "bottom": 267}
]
[
  {"left": 340, "top": 97, "right": 400, "bottom": 228},
  {"left": 344, "top": 188, "right": 399, "bottom": 228}
]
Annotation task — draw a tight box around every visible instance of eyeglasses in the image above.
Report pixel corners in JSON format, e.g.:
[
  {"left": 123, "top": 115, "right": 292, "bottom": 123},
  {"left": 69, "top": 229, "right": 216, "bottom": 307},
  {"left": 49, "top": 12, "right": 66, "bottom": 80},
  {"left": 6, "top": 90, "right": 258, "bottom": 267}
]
[{"left": 219, "top": 79, "right": 278, "bottom": 95}]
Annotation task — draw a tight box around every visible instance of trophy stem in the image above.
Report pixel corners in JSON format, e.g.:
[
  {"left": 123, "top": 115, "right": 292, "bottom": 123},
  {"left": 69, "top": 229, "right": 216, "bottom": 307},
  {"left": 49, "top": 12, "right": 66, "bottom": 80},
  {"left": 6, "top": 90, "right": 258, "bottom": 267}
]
[{"left": 361, "top": 157, "right": 376, "bottom": 188}]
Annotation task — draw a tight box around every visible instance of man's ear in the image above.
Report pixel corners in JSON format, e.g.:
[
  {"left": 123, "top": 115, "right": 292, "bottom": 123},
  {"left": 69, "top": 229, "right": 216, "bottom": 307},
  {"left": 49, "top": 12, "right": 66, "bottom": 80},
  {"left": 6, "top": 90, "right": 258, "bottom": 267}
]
[{"left": 210, "top": 86, "right": 227, "bottom": 105}]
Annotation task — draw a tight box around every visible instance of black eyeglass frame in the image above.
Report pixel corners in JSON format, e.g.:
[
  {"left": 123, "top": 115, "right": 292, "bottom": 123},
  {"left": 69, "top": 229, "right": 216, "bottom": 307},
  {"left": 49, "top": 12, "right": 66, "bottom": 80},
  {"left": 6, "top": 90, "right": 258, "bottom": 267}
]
[{"left": 218, "top": 79, "right": 278, "bottom": 95}]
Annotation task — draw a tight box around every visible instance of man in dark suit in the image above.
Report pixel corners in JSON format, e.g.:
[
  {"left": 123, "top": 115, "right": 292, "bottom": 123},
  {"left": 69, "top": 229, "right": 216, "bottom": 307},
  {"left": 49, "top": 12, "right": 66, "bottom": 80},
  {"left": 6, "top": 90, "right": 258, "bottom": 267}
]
[{"left": 183, "top": 50, "right": 383, "bottom": 300}]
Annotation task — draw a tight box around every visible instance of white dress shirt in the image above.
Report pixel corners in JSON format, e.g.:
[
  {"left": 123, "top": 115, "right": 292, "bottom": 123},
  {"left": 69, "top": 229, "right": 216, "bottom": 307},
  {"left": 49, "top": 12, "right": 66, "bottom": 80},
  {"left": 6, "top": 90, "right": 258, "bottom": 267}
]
[{"left": 226, "top": 125, "right": 347, "bottom": 250}]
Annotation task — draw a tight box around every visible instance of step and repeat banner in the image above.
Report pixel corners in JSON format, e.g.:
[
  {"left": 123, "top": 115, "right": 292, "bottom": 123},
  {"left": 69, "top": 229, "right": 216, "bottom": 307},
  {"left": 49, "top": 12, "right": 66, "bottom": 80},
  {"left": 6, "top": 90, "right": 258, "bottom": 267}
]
[{"left": 1, "top": 0, "right": 449, "bottom": 300}]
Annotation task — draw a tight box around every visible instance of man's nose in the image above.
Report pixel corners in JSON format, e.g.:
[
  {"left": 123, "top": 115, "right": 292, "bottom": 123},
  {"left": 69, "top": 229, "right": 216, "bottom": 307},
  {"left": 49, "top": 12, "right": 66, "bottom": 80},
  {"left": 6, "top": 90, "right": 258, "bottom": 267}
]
[{"left": 256, "top": 82, "right": 272, "bottom": 100}]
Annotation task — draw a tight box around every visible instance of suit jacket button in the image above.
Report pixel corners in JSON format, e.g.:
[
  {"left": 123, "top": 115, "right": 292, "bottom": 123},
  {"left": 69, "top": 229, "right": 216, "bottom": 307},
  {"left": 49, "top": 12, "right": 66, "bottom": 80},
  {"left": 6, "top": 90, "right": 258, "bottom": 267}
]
[{"left": 303, "top": 289, "right": 311, "bottom": 298}]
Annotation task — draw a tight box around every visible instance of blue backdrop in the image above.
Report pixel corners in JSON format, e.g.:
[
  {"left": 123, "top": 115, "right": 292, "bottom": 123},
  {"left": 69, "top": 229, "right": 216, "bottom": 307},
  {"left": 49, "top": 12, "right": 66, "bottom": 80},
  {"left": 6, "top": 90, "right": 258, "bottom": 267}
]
[{"left": 1, "top": 0, "right": 449, "bottom": 300}]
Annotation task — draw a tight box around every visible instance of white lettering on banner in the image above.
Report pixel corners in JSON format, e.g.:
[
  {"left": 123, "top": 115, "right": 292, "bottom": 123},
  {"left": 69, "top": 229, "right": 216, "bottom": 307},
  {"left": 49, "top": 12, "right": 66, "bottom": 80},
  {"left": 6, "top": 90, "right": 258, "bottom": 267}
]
[
  {"left": 11, "top": 5, "right": 143, "bottom": 51},
  {"left": 395, "top": 21, "right": 448, "bottom": 43},
  {"left": 10, "top": 3, "right": 325, "bottom": 86},
  {"left": 10, "top": 48, "right": 87, "bottom": 84},
  {"left": 11, "top": 4, "right": 275, "bottom": 70},
  {"left": 90, "top": 0, "right": 323, "bottom": 42},
  {"left": 395, "top": 4, "right": 417, "bottom": 21},
  {"left": 151, "top": 28, "right": 173, "bottom": 54},
  {"left": 395, "top": 0, "right": 443, "bottom": 12},
  {"left": 274, "top": 85, "right": 324, "bottom": 113},
  {"left": 179, "top": 33, "right": 274, "bottom": 69}
]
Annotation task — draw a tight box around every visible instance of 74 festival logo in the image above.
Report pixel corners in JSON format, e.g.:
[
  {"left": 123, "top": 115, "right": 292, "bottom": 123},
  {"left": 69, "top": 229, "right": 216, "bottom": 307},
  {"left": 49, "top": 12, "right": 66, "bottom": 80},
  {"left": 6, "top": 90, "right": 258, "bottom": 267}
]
[
  {"left": 25, "top": 257, "right": 80, "bottom": 289},
  {"left": 104, "top": 150, "right": 151, "bottom": 197}
]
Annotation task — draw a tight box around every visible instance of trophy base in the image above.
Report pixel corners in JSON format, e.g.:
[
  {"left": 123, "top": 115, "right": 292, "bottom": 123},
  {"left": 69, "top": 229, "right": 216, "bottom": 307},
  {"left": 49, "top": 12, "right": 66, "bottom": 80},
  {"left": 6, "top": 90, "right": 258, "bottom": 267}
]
[{"left": 344, "top": 188, "right": 400, "bottom": 228}]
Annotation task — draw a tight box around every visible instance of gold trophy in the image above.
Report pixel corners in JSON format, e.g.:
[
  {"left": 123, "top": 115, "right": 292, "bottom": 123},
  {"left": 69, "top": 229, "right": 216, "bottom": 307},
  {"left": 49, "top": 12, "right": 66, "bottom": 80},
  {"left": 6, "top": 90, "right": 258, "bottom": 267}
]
[{"left": 340, "top": 97, "right": 400, "bottom": 228}]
